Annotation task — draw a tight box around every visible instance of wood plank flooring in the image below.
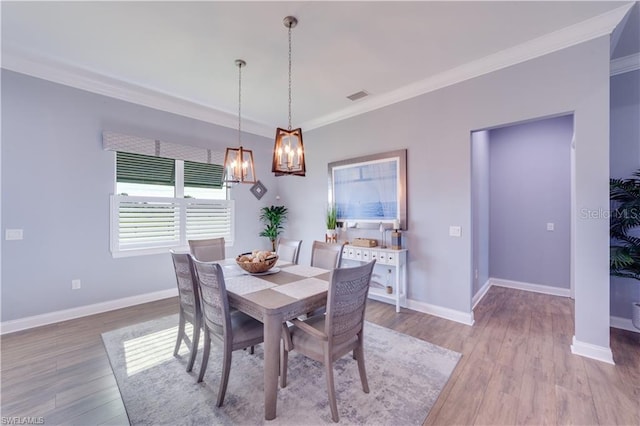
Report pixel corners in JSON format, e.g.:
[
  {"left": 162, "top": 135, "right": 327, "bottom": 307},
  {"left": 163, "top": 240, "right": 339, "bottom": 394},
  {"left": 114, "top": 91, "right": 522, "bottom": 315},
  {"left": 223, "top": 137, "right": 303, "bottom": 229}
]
[{"left": 1, "top": 286, "right": 638, "bottom": 425}]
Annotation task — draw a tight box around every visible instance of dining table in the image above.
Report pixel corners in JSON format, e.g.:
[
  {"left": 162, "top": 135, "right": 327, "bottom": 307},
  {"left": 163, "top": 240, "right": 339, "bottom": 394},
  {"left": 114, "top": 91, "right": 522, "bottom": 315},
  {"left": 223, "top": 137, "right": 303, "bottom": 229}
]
[{"left": 217, "top": 258, "right": 331, "bottom": 420}]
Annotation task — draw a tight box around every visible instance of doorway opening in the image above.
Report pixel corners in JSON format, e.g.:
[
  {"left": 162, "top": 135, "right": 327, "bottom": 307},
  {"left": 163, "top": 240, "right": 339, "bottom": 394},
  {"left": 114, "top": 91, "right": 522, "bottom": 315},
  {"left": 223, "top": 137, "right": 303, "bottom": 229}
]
[{"left": 471, "top": 114, "right": 574, "bottom": 307}]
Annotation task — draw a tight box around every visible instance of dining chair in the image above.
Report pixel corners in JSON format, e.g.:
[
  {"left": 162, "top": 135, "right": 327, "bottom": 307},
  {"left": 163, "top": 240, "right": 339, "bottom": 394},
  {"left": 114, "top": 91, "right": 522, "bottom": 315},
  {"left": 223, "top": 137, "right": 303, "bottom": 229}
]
[
  {"left": 188, "top": 237, "right": 226, "bottom": 262},
  {"left": 280, "top": 260, "right": 376, "bottom": 422},
  {"left": 169, "top": 250, "right": 202, "bottom": 373},
  {"left": 191, "top": 257, "right": 265, "bottom": 407},
  {"left": 276, "top": 237, "right": 303, "bottom": 264},
  {"left": 310, "top": 240, "right": 345, "bottom": 270}
]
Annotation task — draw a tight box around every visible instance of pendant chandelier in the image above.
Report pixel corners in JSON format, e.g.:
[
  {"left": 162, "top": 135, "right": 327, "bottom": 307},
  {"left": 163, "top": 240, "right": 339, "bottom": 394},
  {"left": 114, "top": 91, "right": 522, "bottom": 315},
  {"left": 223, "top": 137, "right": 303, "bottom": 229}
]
[
  {"left": 272, "top": 16, "right": 306, "bottom": 177},
  {"left": 224, "top": 59, "right": 256, "bottom": 184}
]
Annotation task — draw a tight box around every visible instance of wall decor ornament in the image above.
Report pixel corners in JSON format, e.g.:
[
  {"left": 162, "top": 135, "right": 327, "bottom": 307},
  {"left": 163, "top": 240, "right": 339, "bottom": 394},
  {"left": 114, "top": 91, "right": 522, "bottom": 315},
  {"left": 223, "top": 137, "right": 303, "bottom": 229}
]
[
  {"left": 328, "top": 149, "right": 407, "bottom": 229},
  {"left": 250, "top": 180, "right": 267, "bottom": 200}
]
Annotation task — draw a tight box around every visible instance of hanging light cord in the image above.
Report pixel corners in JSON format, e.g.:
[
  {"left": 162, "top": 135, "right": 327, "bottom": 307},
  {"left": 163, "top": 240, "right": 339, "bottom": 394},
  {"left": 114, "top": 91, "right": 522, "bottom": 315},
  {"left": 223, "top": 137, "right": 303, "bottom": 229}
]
[
  {"left": 238, "top": 62, "right": 243, "bottom": 145},
  {"left": 288, "top": 23, "right": 292, "bottom": 131}
]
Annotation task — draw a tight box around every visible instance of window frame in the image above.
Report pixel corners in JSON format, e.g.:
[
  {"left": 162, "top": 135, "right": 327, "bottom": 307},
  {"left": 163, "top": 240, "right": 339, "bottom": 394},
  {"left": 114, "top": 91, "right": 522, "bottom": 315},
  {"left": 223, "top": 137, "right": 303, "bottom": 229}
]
[{"left": 110, "top": 153, "right": 233, "bottom": 258}]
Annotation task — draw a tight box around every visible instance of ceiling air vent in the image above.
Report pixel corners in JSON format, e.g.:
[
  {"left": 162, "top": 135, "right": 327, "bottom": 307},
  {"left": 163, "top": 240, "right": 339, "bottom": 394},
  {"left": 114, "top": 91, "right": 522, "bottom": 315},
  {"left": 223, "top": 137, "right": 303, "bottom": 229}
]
[{"left": 346, "top": 90, "right": 369, "bottom": 101}]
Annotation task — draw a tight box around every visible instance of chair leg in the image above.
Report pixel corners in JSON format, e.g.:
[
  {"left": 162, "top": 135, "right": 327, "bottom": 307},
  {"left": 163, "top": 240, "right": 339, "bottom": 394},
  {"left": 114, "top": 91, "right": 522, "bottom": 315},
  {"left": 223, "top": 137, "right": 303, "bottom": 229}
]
[
  {"left": 324, "top": 352, "right": 339, "bottom": 422},
  {"left": 250, "top": 345, "right": 255, "bottom": 355},
  {"left": 197, "top": 332, "right": 211, "bottom": 383},
  {"left": 174, "top": 310, "right": 185, "bottom": 356},
  {"left": 216, "top": 342, "right": 233, "bottom": 407},
  {"left": 279, "top": 339, "right": 288, "bottom": 388},
  {"left": 355, "top": 335, "right": 369, "bottom": 393},
  {"left": 186, "top": 316, "right": 201, "bottom": 373}
]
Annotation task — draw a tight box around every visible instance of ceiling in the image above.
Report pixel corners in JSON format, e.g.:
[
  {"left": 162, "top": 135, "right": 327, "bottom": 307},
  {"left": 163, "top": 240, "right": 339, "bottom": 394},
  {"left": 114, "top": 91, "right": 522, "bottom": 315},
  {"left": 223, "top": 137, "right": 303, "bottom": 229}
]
[{"left": 2, "top": 1, "right": 638, "bottom": 137}]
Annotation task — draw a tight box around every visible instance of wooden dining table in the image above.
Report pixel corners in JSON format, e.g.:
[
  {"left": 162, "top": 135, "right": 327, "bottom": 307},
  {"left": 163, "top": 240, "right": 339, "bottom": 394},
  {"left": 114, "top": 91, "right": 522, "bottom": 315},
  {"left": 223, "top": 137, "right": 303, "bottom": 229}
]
[{"left": 217, "top": 258, "right": 331, "bottom": 420}]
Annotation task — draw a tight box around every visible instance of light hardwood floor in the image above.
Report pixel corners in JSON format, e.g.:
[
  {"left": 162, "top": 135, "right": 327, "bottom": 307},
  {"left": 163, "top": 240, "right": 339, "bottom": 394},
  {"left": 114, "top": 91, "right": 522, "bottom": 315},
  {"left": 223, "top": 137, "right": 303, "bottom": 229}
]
[{"left": 1, "top": 286, "right": 638, "bottom": 425}]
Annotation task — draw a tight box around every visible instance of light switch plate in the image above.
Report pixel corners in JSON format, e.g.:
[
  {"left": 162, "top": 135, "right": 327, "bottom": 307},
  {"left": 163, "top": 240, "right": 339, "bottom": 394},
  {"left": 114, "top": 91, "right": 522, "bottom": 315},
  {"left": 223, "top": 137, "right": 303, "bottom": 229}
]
[
  {"left": 547, "top": 223, "right": 555, "bottom": 231},
  {"left": 449, "top": 226, "right": 462, "bottom": 237},
  {"left": 5, "top": 229, "right": 23, "bottom": 240}
]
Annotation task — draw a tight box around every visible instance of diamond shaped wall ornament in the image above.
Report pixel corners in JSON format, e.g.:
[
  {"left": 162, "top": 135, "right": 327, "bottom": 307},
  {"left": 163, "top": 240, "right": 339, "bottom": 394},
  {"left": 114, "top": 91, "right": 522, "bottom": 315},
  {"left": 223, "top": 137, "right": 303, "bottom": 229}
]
[{"left": 250, "top": 180, "right": 267, "bottom": 200}]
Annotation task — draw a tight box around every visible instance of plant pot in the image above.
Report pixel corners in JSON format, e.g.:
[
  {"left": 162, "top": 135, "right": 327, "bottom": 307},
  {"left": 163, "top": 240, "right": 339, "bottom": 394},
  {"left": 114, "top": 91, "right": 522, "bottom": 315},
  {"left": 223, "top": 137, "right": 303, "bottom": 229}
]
[
  {"left": 326, "top": 229, "right": 337, "bottom": 243},
  {"left": 632, "top": 302, "right": 640, "bottom": 330}
]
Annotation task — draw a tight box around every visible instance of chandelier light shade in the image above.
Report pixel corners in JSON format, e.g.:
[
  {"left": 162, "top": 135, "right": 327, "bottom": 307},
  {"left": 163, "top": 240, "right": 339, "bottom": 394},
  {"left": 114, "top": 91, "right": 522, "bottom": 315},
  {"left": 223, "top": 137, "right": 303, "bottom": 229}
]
[
  {"left": 224, "top": 59, "right": 256, "bottom": 184},
  {"left": 272, "top": 16, "right": 306, "bottom": 177},
  {"left": 223, "top": 146, "right": 256, "bottom": 184},
  {"left": 273, "top": 127, "right": 305, "bottom": 176}
]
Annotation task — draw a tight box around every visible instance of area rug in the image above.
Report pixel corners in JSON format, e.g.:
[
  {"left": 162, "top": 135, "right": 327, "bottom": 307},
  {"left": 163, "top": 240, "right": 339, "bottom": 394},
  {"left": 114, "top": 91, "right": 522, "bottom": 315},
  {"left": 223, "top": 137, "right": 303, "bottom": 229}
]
[{"left": 102, "top": 314, "right": 461, "bottom": 425}]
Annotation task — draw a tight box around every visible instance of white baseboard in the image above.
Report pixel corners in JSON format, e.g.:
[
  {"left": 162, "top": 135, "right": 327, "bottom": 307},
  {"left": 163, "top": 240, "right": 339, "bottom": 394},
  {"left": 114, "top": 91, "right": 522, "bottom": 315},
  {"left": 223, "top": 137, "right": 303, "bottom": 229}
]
[
  {"left": 610, "top": 316, "right": 640, "bottom": 333},
  {"left": 490, "top": 278, "right": 571, "bottom": 298},
  {"left": 406, "top": 299, "right": 474, "bottom": 326},
  {"left": 472, "top": 279, "right": 492, "bottom": 309},
  {"left": 0, "top": 288, "right": 178, "bottom": 335},
  {"left": 571, "top": 335, "right": 615, "bottom": 365}
]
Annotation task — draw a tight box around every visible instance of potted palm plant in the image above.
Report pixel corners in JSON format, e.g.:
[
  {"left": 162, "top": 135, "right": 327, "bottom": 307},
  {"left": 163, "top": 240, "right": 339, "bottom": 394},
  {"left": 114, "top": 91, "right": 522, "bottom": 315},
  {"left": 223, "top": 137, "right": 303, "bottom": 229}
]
[
  {"left": 259, "top": 205, "right": 288, "bottom": 251},
  {"left": 326, "top": 204, "right": 338, "bottom": 243},
  {"left": 610, "top": 170, "right": 640, "bottom": 330}
]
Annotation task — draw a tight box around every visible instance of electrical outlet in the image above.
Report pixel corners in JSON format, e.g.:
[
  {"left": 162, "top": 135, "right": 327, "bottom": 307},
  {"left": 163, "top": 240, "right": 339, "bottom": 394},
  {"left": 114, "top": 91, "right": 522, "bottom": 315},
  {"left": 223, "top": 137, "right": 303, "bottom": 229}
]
[
  {"left": 5, "top": 229, "right": 23, "bottom": 240},
  {"left": 71, "top": 279, "right": 81, "bottom": 290},
  {"left": 475, "top": 269, "right": 479, "bottom": 280},
  {"left": 449, "top": 226, "right": 462, "bottom": 237},
  {"left": 547, "top": 222, "right": 555, "bottom": 231}
]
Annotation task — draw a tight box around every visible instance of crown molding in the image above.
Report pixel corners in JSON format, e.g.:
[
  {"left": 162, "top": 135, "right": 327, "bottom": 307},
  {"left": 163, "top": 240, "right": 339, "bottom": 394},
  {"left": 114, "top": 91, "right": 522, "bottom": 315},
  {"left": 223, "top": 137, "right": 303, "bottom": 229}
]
[
  {"left": 301, "top": 3, "right": 634, "bottom": 131},
  {"left": 610, "top": 52, "right": 640, "bottom": 76},
  {"left": 1, "top": 45, "right": 274, "bottom": 138}
]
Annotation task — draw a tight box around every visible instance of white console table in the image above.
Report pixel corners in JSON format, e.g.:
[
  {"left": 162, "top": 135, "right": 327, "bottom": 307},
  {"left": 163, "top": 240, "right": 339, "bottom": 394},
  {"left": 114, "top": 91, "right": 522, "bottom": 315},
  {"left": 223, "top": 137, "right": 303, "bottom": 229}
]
[{"left": 341, "top": 244, "right": 407, "bottom": 312}]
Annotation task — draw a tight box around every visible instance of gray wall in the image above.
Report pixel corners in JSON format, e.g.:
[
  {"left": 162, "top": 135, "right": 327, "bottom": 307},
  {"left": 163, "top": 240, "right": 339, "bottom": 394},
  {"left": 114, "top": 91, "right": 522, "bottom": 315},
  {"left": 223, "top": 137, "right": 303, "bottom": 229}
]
[
  {"left": 489, "top": 115, "right": 573, "bottom": 289},
  {"left": 278, "top": 37, "right": 611, "bottom": 348},
  {"left": 610, "top": 69, "right": 640, "bottom": 319},
  {"left": 471, "top": 130, "right": 490, "bottom": 296},
  {"left": 1, "top": 70, "right": 277, "bottom": 321}
]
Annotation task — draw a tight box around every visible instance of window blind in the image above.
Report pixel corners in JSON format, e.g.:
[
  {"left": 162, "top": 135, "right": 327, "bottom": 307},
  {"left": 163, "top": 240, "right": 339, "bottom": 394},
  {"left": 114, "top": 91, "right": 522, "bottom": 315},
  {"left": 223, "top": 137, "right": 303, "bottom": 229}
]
[
  {"left": 184, "top": 160, "right": 224, "bottom": 189},
  {"left": 116, "top": 152, "right": 175, "bottom": 186}
]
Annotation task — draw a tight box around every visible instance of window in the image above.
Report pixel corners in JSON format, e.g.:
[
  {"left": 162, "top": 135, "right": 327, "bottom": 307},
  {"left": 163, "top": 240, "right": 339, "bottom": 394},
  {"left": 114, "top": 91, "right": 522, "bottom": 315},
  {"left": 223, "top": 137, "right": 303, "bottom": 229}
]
[{"left": 110, "top": 152, "right": 234, "bottom": 257}]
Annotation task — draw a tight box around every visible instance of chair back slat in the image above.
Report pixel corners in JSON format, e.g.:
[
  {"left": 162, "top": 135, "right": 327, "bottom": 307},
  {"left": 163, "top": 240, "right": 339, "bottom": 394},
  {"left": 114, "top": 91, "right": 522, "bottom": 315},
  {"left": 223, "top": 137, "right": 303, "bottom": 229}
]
[
  {"left": 277, "top": 237, "right": 302, "bottom": 264},
  {"left": 192, "top": 259, "right": 229, "bottom": 338},
  {"left": 170, "top": 251, "right": 200, "bottom": 317},
  {"left": 189, "top": 237, "right": 226, "bottom": 262},
  {"left": 326, "top": 260, "right": 375, "bottom": 345},
  {"left": 311, "top": 241, "right": 345, "bottom": 270}
]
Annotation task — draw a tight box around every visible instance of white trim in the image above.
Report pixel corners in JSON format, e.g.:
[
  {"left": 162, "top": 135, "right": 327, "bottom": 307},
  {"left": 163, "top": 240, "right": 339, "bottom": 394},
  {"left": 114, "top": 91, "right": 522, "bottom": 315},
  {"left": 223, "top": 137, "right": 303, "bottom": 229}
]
[
  {"left": 1, "top": 4, "right": 632, "bottom": 134},
  {"left": 571, "top": 335, "right": 615, "bottom": 365},
  {"left": 301, "top": 3, "right": 633, "bottom": 131},
  {"left": 0, "top": 288, "right": 178, "bottom": 335},
  {"left": 1, "top": 45, "right": 273, "bottom": 138},
  {"left": 610, "top": 53, "right": 640, "bottom": 76},
  {"left": 490, "top": 278, "right": 571, "bottom": 298},
  {"left": 406, "top": 299, "right": 474, "bottom": 326},
  {"left": 610, "top": 315, "right": 640, "bottom": 333},
  {"left": 472, "top": 279, "right": 492, "bottom": 309}
]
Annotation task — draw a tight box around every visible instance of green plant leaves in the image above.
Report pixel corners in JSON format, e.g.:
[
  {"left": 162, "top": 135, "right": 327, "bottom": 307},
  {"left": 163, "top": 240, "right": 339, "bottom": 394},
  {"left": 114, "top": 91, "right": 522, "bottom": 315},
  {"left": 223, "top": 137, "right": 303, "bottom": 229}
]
[
  {"left": 259, "top": 205, "right": 288, "bottom": 247},
  {"left": 610, "top": 172, "right": 640, "bottom": 281}
]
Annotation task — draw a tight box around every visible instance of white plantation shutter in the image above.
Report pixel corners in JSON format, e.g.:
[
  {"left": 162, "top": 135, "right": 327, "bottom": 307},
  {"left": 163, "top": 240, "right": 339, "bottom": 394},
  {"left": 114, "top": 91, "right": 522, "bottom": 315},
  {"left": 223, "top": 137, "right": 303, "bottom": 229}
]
[
  {"left": 186, "top": 200, "right": 234, "bottom": 240},
  {"left": 111, "top": 196, "right": 234, "bottom": 256}
]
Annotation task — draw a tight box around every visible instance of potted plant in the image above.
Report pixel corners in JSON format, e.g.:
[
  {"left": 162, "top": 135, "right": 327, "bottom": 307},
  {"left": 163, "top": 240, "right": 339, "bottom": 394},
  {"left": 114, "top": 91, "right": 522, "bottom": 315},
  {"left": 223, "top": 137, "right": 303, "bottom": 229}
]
[
  {"left": 259, "top": 205, "right": 288, "bottom": 251},
  {"left": 610, "top": 170, "right": 640, "bottom": 330},
  {"left": 326, "top": 204, "right": 338, "bottom": 243}
]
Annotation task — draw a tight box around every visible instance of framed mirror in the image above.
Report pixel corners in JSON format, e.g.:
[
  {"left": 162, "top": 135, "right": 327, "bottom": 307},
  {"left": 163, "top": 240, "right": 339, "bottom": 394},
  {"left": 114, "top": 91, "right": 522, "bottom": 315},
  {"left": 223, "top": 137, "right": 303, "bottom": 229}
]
[{"left": 328, "top": 149, "right": 407, "bottom": 229}]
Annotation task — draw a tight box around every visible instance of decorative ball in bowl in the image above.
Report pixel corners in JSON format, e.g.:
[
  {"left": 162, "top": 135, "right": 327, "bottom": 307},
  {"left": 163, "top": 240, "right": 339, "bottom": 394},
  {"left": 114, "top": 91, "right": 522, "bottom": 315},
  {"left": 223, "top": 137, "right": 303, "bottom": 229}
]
[{"left": 236, "top": 250, "right": 278, "bottom": 274}]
